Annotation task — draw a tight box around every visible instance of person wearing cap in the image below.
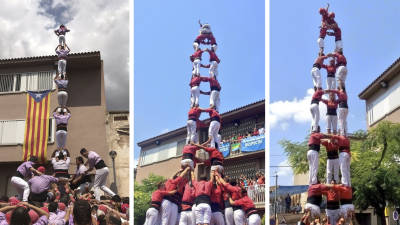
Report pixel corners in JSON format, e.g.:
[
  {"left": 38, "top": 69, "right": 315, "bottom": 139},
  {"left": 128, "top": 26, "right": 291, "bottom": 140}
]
[
  {"left": 10, "top": 156, "right": 42, "bottom": 202},
  {"left": 51, "top": 150, "right": 71, "bottom": 178},
  {"left": 28, "top": 166, "right": 63, "bottom": 203},
  {"left": 70, "top": 156, "right": 92, "bottom": 195},
  {"left": 54, "top": 24, "right": 70, "bottom": 47},
  {"left": 229, "top": 188, "right": 261, "bottom": 225},
  {"left": 54, "top": 72, "right": 69, "bottom": 107},
  {"left": 0, "top": 201, "right": 49, "bottom": 225},
  {"left": 53, "top": 106, "right": 71, "bottom": 151},
  {"left": 80, "top": 148, "right": 116, "bottom": 200},
  {"left": 55, "top": 44, "right": 70, "bottom": 76}
]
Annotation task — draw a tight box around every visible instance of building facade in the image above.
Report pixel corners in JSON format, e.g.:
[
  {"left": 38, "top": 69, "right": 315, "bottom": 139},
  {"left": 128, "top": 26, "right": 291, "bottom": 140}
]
[
  {"left": 0, "top": 52, "right": 112, "bottom": 196},
  {"left": 136, "top": 100, "right": 265, "bottom": 208}
]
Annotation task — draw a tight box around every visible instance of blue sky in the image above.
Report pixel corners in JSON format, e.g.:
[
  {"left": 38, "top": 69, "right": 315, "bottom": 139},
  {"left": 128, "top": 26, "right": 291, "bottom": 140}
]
[
  {"left": 134, "top": 0, "right": 265, "bottom": 165},
  {"left": 270, "top": 1, "right": 400, "bottom": 185}
]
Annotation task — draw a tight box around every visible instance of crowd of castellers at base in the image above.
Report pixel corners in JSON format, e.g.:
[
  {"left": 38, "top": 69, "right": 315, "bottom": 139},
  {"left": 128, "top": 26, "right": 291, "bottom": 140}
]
[
  {"left": 298, "top": 5, "right": 355, "bottom": 225},
  {"left": 0, "top": 25, "right": 130, "bottom": 225},
  {"left": 143, "top": 22, "right": 262, "bottom": 225}
]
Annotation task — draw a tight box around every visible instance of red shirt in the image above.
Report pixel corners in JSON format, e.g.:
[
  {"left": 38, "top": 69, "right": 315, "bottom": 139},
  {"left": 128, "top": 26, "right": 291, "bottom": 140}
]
[
  {"left": 203, "top": 108, "right": 221, "bottom": 122},
  {"left": 308, "top": 133, "right": 325, "bottom": 145},
  {"left": 190, "top": 76, "right": 208, "bottom": 87},
  {"left": 321, "top": 64, "right": 336, "bottom": 76},
  {"left": 331, "top": 53, "right": 347, "bottom": 66},
  {"left": 195, "top": 34, "right": 217, "bottom": 45},
  {"left": 321, "top": 141, "right": 338, "bottom": 153},
  {"left": 333, "top": 135, "right": 350, "bottom": 152},
  {"left": 322, "top": 186, "right": 340, "bottom": 202},
  {"left": 312, "top": 90, "right": 324, "bottom": 101},
  {"left": 188, "top": 107, "right": 202, "bottom": 120},
  {"left": 233, "top": 196, "right": 255, "bottom": 212},
  {"left": 321, "top": 99, "right": 338, "bottom": 110},
  {"left": 204, "top": 147, "right": 224, "bottom": 162},
  {"left": 193, "top": 180, "right": 213, "bottom": 197},
  {"left": 204, "top": 77, "right": 221, "bottom": 91},
  {"left": 208, "top": 50, "right": 220, "bottom": 63},
  {"left": 330, "top": 90, "right": 347, "bottom": 102},
  {"left": 223, "top": 183, "right": 242, "bottom": 200},
  {"left": 211, "top": 184, "right": 224, "bottom": 209},
  {"left": 307, "top": 184, "right": 328, "bottom": 197},
  {"left": 313, "top": 55, "right": 327, "bottom": 66},
  {"left": 181, "top": 183, "right": 195, "bottom": 210},
  {"left": 190, "top": 49, "right": 204, "bottom": 62},
  {"left": 165, "top": 176, "right": 187, "bottom": 195},
  {"left": 337, "top": 186, "right": 352, "bottom": 200},
  {"left": 183, "top": 145, "right": 199, "bottom": 155},
  {"left": 151, "top": 189, "right": 170, "bottom": 203}
]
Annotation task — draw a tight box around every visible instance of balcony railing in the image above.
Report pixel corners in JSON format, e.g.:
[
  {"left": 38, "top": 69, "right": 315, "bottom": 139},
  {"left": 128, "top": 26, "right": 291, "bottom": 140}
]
[
  {"left": 245, "top": 184, "right": 265, "bottom": 207},
  {"left": 220, "top": 134, "right": 265, "bottom": 158}
]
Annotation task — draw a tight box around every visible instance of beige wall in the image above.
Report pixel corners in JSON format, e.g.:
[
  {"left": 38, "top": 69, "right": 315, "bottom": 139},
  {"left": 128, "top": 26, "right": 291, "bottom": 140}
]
[
  {"left": 106, "top": 112, "right": 130, "bottom": 197},
  {"left": 0, "top": 57, "right": 111, "bottom": 195},
  {"left": 293, "top": 173, "right": 308, "bottom": 185},
  {"left": 136, "top": 156, "right": 182, "bottom": 183}
]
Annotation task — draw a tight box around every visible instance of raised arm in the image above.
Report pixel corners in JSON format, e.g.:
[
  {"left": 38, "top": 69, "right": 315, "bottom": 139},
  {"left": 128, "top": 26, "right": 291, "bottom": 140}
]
[
  {"left": 0, "top": 205, "right": 17, "bottom": 213},
  {"left": 21, "top": 202, "right": 49, "bottom": 218}
]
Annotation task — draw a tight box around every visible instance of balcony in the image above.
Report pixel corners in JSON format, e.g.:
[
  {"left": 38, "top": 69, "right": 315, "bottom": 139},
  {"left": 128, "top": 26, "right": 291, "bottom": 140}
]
[{"left": 245, "top": 184, "right": 265, "bottom": 208}]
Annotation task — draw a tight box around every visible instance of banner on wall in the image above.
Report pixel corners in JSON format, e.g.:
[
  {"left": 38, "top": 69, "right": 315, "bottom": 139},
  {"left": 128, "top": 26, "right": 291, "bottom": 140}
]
[
  {"left": 231, "top": 142, "right": 240, "bottom": 152},
  {"left": 219, "top": 142, "right": 230, "bottom": 158},
  {"left": 240, "top": 134, "right": 265, "bottom": 152}
]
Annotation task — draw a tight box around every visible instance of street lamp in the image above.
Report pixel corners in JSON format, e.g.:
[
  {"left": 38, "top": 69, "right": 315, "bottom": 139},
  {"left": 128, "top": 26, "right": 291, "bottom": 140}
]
[{"left": 109, "top": 150, "right": 118, "bottom": 194}]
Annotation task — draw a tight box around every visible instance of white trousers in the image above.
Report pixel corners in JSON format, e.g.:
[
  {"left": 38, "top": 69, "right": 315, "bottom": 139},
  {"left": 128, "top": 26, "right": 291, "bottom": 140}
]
[
  {"left": 186, "top": 120, "right": 198, "bottom": 144},
  {"left": 211, "top": 211, "right": 224, "bottom": 225},
  {"left": 179, "top": 210, "right": 195, "bottom": 225},
  {"left": 224, "top": 208, "right": 234, "bottom": 225},
  {"left": 58, "top": 59, "right": 67, "bottom": 75},
  {"left": 210, "top": 165, "right": 223, "bottom": 174},
  {"left": 336, "top": 65, "right": 347, "bottom": 85},
  {"left": 340, "top": 204, "right": 354, "bottom": 219},
  {"left": 208, "top": 121, "right": 221, "bottom": 148},
  {"left": 210, "top": 91, "right": 220, "bottom": 112},
  {"left": 248, "top": 214, "right": 261, "bottom": 225},
  {"left": 317, "top": 37, "right": 324, "bottom": 49},
  {"left": 58, "top": 35, "right": 66, "bottom": 46},
  {"left": 326, "top": 115, "right": 338, "bottom": 132},
  {"left": 56, "top": 130, "right": 68, "bottom": 149},
  {"left": 93, "top": 167, "right": 115, "bottom": 200},
  {"left": 307, "top": 150, "right": 319, "bottom": 185},
  {"left": 176, "top": 213, "right": 181, "bottom": 225},
  {"left": 194, "top": 203, "right": 211, "bottom": 224},
  {"left": 233, "top": 209, "right": 246, "bottom": 225},
  {"left": 311, "top": 67, "right": 322, "bottom": 88},
  {"left": 326, "top": 209, "right": 340, "bottom": 225},
  {"left": 326, "top": 158, "right": 340, "bottom": 184},
  {"left": 57, "top": 91, "right": 68, "bottom": 107},
  {"left": 193, "top": 42, "right": 199, "bottom": 51},
  {"left": 191, "top": 86, "right": 200, "bottom": 107},
  {"left": 305, "top": 203, "right": 320, "bottom": 219},
  {"left": 209, "top": 61, "right": 218, "bottom": 78},
  {"left": 327, "top": 77, "right": 336, "bottom": 90},
  {"left": 75, "top": 182, "right": 91, "bottom": 195},
  {"left": 144, "top": 207, "right": 160, "bottom": 225},
  {"left": 193, "top": 59, "right": 201, "bottom": 75},
  {"left": 10, "top": 176, "right": 30, "bottom": 202},
  {"left": 310, "top": 103, "right": 320, "bottom": 132},
  {"left": 161, "top": 199, "right": 178, "bottom": 225},
  {"left": 339, "top": 152, "right": 351, "bottom": 186},
  {"left": 181, "top": 159, "right": 194, "bottom": 170},
  {"left": 338, "top": 108, "right": 348, "bottom": 136}
]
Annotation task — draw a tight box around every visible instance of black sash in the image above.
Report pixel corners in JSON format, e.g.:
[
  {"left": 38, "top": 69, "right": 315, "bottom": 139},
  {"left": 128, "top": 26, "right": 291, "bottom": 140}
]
[
  {"left": 309, "top": 144, "right": 320, "bottom": 152},
  {"left": 313, "top": 63, "right": 322, "bottom": 69},
  {"left": 95, "top": 160, "right": 107, "bottom": 169},
  {"left": 195, "top": 195, "right": 211, "bottom": 205},
  {"left": 307, "top": 195, "right": 322, "bottom": 206},
  {"left": 211, "top": 202, "right": 221, "bottom": 212},
  {"left": 327, "top": 201, "right": 340, "bottom": 210},
  {"left": 211, "top": 117, "right": 220, "bottom": 122},
  {"left": 341, "top": 199, "right": 353, "bottom": 205}
]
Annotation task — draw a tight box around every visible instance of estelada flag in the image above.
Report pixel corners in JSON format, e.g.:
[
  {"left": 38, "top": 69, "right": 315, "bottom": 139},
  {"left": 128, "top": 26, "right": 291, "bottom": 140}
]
[{"left": 23, "top": 90, "right": 51, "bottom": 163}]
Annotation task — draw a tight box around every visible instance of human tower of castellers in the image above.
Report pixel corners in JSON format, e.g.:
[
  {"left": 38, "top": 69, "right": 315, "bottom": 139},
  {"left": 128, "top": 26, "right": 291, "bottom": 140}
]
[
  {"left": 300, "top": 5, "right": 354, "bottom": 225},
  {"left": 3, "top": 25, "right": 129, "bottom": 224},
  {"left": 144, "top": 22, "right": 261, "bottom": 225}
]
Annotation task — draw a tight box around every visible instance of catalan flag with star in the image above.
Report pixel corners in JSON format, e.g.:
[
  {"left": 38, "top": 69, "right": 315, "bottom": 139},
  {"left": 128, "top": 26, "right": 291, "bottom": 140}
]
[{"left": 23, "top": 90, "right": 51, "bottom": 163}]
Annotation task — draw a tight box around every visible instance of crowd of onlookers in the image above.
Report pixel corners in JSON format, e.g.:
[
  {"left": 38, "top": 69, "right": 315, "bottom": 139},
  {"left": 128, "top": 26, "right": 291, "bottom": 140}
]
[{"left": 221, "top": 126, "right": 265, "bottom": 144}]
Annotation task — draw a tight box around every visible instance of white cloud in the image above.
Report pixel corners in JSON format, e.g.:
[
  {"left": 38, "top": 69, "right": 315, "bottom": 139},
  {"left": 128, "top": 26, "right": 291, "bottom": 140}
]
[
  {"left": 0, "top": 0, "right": 129, "bottom": 110},
  {"left": 277, "top": 160, "right": 293, "bottom": 177},
  {"left": 270, "top": 88, "right": 327, "bottom": 130}
]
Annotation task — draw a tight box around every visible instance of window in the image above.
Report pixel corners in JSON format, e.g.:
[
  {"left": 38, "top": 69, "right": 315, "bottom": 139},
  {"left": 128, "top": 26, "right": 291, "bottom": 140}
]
[
  {"left": 140, "top": 142, "right": 178, "bottom": 166},
  {"left": 0, "top": 118, "right": 55, "bottom": 145},
  {"left": 0, "top": 71, "right": 55, "bottom": 93}
]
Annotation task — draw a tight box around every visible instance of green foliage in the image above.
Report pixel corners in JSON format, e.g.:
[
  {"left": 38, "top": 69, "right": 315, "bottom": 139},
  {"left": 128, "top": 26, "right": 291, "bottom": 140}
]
[
  {"left": 134, "top": 174, "right": 166, "bottom": 225},
  {"left": 261, "top": 214, "right": 265, "bottom": 225},
  {"left": 280, "top": 122, "right": 400, "bottom": 223}
]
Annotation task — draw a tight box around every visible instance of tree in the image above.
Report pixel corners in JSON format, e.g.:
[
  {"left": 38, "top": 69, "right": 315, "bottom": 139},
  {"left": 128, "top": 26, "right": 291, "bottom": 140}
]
[
  {"left": 280, "top": 121, "right": 400, "bottom": 225},
  {"left": 134, "top": 174, "right": 166, "bottom": 225}
]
